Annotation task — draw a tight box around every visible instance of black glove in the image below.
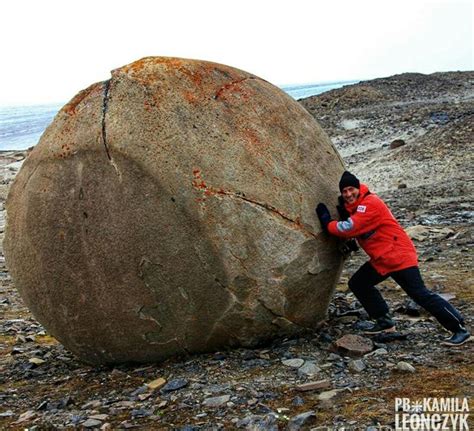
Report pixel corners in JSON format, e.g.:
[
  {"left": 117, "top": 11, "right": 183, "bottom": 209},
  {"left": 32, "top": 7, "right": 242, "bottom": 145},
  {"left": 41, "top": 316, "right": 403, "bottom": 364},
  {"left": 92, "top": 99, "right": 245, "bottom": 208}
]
[
  {"left": 336, "top": 196, "right": 350, "bottom": 221},
  {"left": 316, "top": 203, "right": 332, "bottom": 232},
  {"left": 346, "top": 239, "right": 359, "bottom": 252}
]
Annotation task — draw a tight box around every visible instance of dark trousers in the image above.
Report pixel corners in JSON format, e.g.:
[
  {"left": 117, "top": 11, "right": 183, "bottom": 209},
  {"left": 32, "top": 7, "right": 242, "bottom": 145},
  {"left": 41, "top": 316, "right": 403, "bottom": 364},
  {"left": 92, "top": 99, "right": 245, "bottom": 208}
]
[{"left": 348, "top": 262, "right": 465, "bottom": 333}]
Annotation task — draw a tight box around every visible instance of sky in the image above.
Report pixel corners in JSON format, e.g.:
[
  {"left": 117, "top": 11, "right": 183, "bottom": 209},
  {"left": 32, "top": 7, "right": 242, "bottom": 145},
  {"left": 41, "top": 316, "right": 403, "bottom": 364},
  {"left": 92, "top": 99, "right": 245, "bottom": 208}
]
[{"left": 1, "top": 0, "right": 472, "bottom": 106}]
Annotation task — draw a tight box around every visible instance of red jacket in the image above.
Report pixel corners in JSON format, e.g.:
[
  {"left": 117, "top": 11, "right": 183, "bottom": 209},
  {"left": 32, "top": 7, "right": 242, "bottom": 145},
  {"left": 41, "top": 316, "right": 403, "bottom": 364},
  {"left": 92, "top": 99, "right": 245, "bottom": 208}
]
[{"left": 327, "top": 184, "right": 418, "bottom": 275}]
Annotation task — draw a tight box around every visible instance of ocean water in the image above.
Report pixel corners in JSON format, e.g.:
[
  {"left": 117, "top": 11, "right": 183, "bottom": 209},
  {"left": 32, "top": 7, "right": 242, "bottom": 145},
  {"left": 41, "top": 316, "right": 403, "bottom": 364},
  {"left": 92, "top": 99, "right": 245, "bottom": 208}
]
[
  {"left": 0, "top": 81, "right": 357, "bottom": 151},
  {"left": 281, "top": 80, "right": 358, "bottom": 100},
  {"left": 0, "top": 103, "right": 63, "bottom": 151}
]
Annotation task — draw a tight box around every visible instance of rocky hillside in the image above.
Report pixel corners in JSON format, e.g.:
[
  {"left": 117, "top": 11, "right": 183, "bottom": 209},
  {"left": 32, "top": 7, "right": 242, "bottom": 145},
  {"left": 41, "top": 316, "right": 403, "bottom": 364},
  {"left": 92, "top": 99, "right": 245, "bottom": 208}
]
[{"left": 300, "top": 72, "right": 474, "bottom": 201}]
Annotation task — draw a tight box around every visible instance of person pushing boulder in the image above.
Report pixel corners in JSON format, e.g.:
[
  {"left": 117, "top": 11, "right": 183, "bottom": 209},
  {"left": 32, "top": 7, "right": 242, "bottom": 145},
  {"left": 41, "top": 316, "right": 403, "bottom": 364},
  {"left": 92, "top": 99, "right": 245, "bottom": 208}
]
[{"left": 316, "top": 171, "right": 470, "bottom": 346}]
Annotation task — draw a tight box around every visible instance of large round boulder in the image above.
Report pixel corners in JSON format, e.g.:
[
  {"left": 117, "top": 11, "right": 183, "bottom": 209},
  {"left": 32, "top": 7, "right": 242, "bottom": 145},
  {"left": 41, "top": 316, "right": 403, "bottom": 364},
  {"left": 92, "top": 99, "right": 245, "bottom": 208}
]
[{"left": 5, "top": 57, "right": 345, "bottom": 364}]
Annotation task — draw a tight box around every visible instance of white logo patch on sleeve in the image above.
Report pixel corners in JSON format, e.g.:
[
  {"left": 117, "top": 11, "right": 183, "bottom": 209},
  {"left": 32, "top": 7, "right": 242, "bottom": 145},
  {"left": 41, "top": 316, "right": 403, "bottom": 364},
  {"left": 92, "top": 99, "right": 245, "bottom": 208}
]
[{"left": 357, "top": 205, "right": 367, "bottom": 213}]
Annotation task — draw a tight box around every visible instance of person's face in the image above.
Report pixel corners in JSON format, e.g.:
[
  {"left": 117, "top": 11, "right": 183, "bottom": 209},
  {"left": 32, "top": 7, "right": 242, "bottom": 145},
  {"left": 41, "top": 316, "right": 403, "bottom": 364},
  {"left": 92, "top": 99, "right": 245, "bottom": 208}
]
[{"left": 342, "top": 186, "right": 360, "bottom": 205}]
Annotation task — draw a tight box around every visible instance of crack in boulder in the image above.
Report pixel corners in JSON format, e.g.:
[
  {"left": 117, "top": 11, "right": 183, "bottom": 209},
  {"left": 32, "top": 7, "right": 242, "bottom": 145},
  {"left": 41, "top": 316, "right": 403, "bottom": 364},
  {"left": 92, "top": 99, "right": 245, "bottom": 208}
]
[
  {"left": 222, "top": 192, "right": 318, "bottom": 239},
  {"left": 229, "top": 249, "right": 250, "bottom": 272},
  {"left": 101, "top": 78, "right": 123, "bottom": 179},
  {"left": 257, "top": 298, "right": 306, "bottom": 331},
  {"left": 101, "top": 79, "right": 112, "bottom": 160},
  {"left": 192, "top": 169, "right": 318, "bottom": 239}
]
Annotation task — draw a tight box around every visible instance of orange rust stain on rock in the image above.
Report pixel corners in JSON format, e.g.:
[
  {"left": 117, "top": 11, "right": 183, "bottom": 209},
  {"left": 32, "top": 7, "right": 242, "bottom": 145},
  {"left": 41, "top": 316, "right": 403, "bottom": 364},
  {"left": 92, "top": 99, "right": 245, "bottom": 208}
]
[
  {"left": 143, "top": 93, "right": 160, "bottom": 111},
  {"left": 181, "top": 68, "right": 203, "bottom": 87},
  {"left": 50, "top": 142, "right": 75, "bottom": 160},
  {"left": 120, "top": 57, "right": 205, "bottom": 88},
  {"left": 192, "top": 169, "right": 226, "bottom": 198},
  {"left": 62, "top": 82, "right": 103, "bottom": 116},
  {"left": 190, "top": 169, "right": 311, "bottom": 235},
  {"left": 192, "top": 169, "right": 207, "bottom": 190},
  {"left": 156, "top": 57, "right": 185, "bottom": 69},
  {"left": 242, "top": 128, "right": 262, "bottom": 147},
  {"left": 183, "top": 90, "right": 199, "bottom": 104},
  {"left": 215, "top": 80, "right": 252, "bottom": 101},
  {"left": 143, "top": 99, "right": 153, "bottom": 112},
  {"left": 240, "top": 128, "right": 273, "bottom": 171},
  {"left": 119, "top": 57, "right": 152, "bottom": 74}
]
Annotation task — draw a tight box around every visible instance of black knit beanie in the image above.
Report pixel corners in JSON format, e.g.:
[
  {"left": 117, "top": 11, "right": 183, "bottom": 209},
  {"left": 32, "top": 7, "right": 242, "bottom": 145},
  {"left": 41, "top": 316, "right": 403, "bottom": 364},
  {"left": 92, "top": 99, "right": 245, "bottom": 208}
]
[{"left": 339, "top": 171, "right": 360, "bottom": 192}]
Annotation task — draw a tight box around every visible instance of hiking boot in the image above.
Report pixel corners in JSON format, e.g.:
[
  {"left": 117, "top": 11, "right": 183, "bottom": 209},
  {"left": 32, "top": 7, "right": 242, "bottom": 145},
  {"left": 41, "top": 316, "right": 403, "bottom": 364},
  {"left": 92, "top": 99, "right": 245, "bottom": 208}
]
[
  {"left": 363, "top": 314, "right": 396, "bottom": 335},
  {"left": 442, "top": 327, "right": 471, "bottom": 346}
]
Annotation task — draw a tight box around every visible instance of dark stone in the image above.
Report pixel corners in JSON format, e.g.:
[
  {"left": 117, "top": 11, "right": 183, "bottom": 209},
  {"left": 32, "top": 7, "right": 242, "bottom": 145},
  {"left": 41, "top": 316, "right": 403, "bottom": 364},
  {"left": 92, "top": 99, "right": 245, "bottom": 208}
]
[
  {"left": 373, "top": 332, "right": 409, "bottom": 343},
  {"left": 240, "top": 350, "right": 257, "bottom": 360},
  {"left": 131, "top": 408, "right": 153, "bottom": 418},
  {"left": 37, "top": 400, "right": 48, "bottom": 411},
  {"left": 292, "top": 396, "right": 305, "bottom": 406},
  {"left": 319, "top": 332, "right": 333, "bottom": 343},
  {"left": 390, "top": 139, "right": 406, "bottom": 149},
  {"left": 242, "top": 359, "right": 270, "bottom": 369},
  {"left": 430, "top": 112, "right": 449, "bottom": 124},
  {"left": 213, "top": 352, "right": 226, "bottom": 360},
  {"left": 70, "top": 416, "right": 84, "bottom": 426},
  {"left": 160, "top": 378, "right": 189, "bottom": 393},
  {"left": 130, "top": 385, "right": 148, "bottom": 397},
  {"left": 396, "top": 299, "right": 421, "bottom": 317}
]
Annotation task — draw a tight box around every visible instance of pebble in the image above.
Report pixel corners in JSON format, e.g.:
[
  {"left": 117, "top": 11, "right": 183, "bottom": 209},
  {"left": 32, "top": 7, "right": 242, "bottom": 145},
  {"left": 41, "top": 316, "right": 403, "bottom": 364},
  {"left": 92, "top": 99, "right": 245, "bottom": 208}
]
[
  {"left": 161, "top": 378, "right": 189, "bottom": 393},
  {"left": 146, "top": 377, "right": 166, "bottom": 390},
  {"left": 292, "top": 396, "right": 305, "bottom": 406},
  {"left": 338, "top": 315, "right": 358, "bottom": 323},
  {"left": 296, "top": 380, "right": 331, "bottom": 392},
  {"left": 288, "top": 410, "right": 317, "bottom": 430},
  {"left": 14, "top": 410, "right": 36, "bottom": 424},
  {"left": 89, "top": 414, "right": 108, "bottom": 421},
  {"left": 237, "top": 414, "right": 278, "bottom": 430},
  {"left": 365, "top": 348, "right": 389, "bottom": 357},
  {"left": 318, "top": 389, "right": 342, "bottom": 401},
  {"left": 282, "top": 358, "right": 305, "bottom": 368},
  {"left": 82, "top": 418, "right": 102, "bottom": 428},
  {"left": 390, "top": 139, "right": 406, "bottom": 149},
  {"left": 334, "top": 334, "right": 374, "bottom": 356},
  {"left": 297, "top": 361, "right": 321, "bottom": 377},
  {"left": 348, "top": 359, "right": 366, "bottom": 372},
  {"left": 130, "top": 385, "right": 148, "bottom": 397},
  {"left": 137, "top": 392, "right": 152, "bottom": 401},
  {"left": 118, "top": 421, "right": 136, "bottom": 429},
  {"left": 113, "top": 401, "right": 135, "bottom": 409},
  {"left": 396, "top": 361, "right": 416, "bottom": 373},
  {"left": 327, "top": 353, "right": 342, "bottom": 361},
  {"left": 202, "top": 394, "right": 230, "bottom": 407},
  {"left": 131, "top": 408, "right": 153, "bottom": 418}
]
